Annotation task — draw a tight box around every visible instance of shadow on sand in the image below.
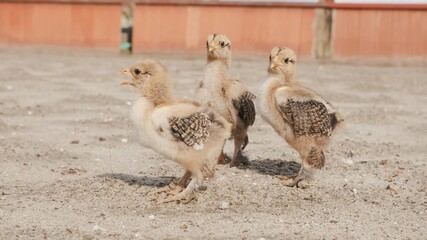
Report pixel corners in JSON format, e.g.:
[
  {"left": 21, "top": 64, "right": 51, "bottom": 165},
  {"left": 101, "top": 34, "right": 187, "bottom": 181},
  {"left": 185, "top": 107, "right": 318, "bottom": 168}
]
[
  {"left": 246, "top": 159, "right": 301, "bottom": 177},
  {"left": 98, "top": 173, "right": 176, "bottom": 187},
  {"left": 98, "top": 159, "right": 300, "bottom": 186}
]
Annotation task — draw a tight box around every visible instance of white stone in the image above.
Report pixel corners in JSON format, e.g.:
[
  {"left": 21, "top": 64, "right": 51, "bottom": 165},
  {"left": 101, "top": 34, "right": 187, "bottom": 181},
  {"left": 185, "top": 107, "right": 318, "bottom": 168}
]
[
  {"left": 341, "top": 158, "right": 354, "bottom": 165},
  {"left": 219, "top": 201, "right": 229, "bottom": 210}
]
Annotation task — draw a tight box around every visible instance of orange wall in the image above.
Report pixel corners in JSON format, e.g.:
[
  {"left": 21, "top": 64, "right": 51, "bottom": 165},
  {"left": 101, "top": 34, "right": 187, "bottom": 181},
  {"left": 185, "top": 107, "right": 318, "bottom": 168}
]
[
  {"left": 1, "top": 2, "right": 426, "bottom": 59},
  {"left": 0, "top": 2, "right": 121, "bottom": 49},
  {"left": 332, "top": 9, "right": 427, "bottom": 59},
  {"left": 133, "top": 5, "right": 315, "bottom": 58}
]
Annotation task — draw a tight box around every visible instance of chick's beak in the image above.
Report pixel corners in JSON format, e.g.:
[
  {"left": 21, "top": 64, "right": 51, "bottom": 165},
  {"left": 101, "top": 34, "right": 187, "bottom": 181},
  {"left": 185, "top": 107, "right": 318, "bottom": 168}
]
[
  {"left": 208, "top": 47, "right": 215, "bottom": 52},
  {"left": 121, "top": 68, "right": 132, "bottom": 76},
  {"left": 120, "top": 68, "right": 134, "bottom": 86},
  {"left": 120, "top": 81, "right": 132, "bottom": 86},
  {"left": 270, "top": 62, "right": 279, "bottom": 69}
]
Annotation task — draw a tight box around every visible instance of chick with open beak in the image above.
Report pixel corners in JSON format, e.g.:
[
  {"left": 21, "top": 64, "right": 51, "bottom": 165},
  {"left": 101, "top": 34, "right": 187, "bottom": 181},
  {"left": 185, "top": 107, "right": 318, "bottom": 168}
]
[
  {"left": 119, "top": 59, "right": 232, "bottom": 203},
  {"left": 120, "top": 59, "right": 172, "bottom": 105},
  {"left": 120, "top": 68, "right": 134, "bottom": 86}
]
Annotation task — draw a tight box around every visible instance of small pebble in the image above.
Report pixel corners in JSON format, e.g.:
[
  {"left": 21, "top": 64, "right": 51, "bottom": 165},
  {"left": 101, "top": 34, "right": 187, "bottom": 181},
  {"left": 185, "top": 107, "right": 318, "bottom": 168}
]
[
  {"left": 219, "top": 201, "right": 229, "bottom": 210},
  {"left": 341, "top": 158, "right": 354, "bottom": 165},
  {"left": 386, "top": 184, "right": 398, "bottom": 193},
  {"left": 148, "top": 215, "right": 155, "bottom": 220},
  {"left": 217, "top": 176, "right": 227, "bottom": 182},
  {"left": 121, "top": 138, "right": 128, "bottom": 143},
  {"left": 92, "top": 225, "right": 105, "bottom": 232},
  {"left": 352, "top": 189, "right": 358, "bottom": 194}
]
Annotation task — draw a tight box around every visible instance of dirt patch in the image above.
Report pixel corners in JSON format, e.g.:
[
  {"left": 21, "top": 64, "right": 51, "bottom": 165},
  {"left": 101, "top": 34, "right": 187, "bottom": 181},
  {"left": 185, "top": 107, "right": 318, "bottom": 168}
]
[{"left": 0, "top": 47, "right": 426, "bottom": 239}]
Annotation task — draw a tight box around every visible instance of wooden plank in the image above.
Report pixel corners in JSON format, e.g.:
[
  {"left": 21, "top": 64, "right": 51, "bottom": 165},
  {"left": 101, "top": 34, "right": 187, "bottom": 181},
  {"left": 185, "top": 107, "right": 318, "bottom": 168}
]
[
  {"left": 300, "top": 8, "right": 315, "bottom": 57},
  {"left": 133, "top": 5, "right": 315, "bottom": 57},
  {"left": 0, "top": 2, "right": 121, "bottom": 49},
  {"left": 0, "top": 0, "right": 326, "bottom": 8},
  {"left": 391, "top": 10, "right": 409, "bottom": 57},
  {"left": 376, "top": 10, "right": 394, "bottom": 57},
  {"left": 332, "top": 8, "right": 427, "bottom": 58},
  {"left": 333, "top": 9, "right": 360, "bottom": 57},
  {"left": 133, "top": 5, "right": 187, "bottom": 51}
]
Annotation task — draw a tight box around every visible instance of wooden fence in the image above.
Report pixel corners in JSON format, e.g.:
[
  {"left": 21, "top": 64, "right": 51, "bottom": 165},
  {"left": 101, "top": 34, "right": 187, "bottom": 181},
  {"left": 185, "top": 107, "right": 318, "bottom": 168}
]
[{"left": 0, "top": 0, "right": 426, "bottom": 59}]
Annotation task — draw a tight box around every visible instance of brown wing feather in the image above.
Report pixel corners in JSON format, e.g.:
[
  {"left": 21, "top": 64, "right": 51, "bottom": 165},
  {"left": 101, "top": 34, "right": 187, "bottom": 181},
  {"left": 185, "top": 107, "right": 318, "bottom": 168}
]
[
  {"left": 280, "top": 99, "right": 332, "bottom": 137},
  {"left": 168, "top": 112, "right": 212, "bottom": 149},
  {"left": 232, "top": 91, "right": 256, "bottom": 127}
]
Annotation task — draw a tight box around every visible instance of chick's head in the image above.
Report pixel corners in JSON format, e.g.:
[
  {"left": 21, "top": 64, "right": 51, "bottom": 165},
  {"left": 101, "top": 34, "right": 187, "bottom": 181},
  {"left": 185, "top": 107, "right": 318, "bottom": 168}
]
[
  {"left": 121, "top": 59, "right": 169, "bottom": 89},
  {"left": 268, "top": 47, "right": 297, "bottom": 77},
  {"left": 206, "top": 33, "right": 231, "bottom": 61}
]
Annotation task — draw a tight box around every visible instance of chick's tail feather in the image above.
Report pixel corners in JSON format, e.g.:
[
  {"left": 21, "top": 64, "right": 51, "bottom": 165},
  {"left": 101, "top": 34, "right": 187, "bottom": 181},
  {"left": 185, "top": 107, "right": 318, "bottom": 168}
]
[
  {"left": 306, "top": 147, "right": 325, "bottom": 169},
  {"left": 241, "top": 135, "right": 249, "bottom": 151}
]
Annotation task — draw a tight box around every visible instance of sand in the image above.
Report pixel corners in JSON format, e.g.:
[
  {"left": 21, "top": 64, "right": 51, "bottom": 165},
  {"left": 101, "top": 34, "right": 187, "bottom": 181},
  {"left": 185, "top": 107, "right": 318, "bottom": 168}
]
[{"left": 0, "top": 46, "right": 426, "bottom": 239}]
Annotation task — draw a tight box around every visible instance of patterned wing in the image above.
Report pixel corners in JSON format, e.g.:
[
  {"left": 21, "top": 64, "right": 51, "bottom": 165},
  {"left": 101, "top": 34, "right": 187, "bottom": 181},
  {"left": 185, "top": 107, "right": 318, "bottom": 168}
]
[
  {"left": 280, "top": 99, "right": 332, "bottom": 137},
  {"left": 232, "top": 91, "right": 256, "bottom": 127},
  {"left": 168, "top": 112, "right": 212, "bottom": 150}
]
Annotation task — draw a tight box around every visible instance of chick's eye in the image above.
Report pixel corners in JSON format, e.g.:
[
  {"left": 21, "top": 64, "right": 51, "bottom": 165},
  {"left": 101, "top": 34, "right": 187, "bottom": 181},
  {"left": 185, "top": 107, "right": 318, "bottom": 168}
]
[
  {"left": 284, "top": 58, "right": 289, "bottom": 64},
  {"left": 219, "top": 41, "right": 225, "bottom": 47},
  {"left": 134, "top": 69, "right": 141, "bottom": 75}
]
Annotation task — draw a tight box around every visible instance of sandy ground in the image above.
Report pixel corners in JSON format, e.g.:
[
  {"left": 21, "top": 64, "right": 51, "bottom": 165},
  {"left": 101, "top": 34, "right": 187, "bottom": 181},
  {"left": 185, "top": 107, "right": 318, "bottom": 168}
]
[{"left": 0, "top": 46, "right": 426, "bottom": 239}]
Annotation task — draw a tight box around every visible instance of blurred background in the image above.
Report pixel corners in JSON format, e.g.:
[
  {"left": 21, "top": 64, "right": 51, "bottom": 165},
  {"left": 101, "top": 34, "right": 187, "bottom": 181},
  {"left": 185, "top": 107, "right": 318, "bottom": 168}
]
[{"left": 0, "top": 0, "right": 426, "bottom": 60}]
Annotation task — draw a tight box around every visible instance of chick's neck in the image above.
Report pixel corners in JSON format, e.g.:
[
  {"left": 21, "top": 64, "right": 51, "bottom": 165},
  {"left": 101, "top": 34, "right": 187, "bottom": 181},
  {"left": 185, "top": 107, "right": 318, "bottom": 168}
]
[
  {"left": 268, "top": 70, "right": 295, "bottom": 83},
  {"left": 283, "top": 71, "right": 296, "bottom": 83},
  {"left": 207, "top": 54, "right": 230, "bottom": 67},
  {"left": 138, "top": 77, "right": 172, "bottom": 106}
]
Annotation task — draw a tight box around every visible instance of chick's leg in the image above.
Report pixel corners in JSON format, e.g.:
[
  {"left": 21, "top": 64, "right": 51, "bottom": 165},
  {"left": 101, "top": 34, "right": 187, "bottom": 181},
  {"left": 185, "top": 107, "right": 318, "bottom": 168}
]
[
  {"left": 161, "top": 169, "right": 203, "bottom": 204},
  {"left": 278, "top": 163, "right": 312, "bottom": 189},
  {"left": 217, "top": 151, "right": 226, "bottom": 165},
  {"left": 278, "top": 147, "right": 324, "bottom": 188},
  {"left": 241, "top": 135, "right": 249, "bottom": 151},
  {"left": 203, "top": 140, "right": 226, "bottom": 177},
  {"left": 229, "top": 131, "right": 250, "bottom": 167},
  {"left": 148, "top": 171, "right": 190, "bottom": 196},
  {"left": 215, "top": 139, "right": 231, "bottom": 165}
]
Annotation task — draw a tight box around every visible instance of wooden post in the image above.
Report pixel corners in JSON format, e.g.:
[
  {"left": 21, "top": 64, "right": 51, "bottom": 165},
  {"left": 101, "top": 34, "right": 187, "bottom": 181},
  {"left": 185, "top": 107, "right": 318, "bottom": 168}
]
[{"left": 314, "top": 0, "right": 333, "bottom": 59}]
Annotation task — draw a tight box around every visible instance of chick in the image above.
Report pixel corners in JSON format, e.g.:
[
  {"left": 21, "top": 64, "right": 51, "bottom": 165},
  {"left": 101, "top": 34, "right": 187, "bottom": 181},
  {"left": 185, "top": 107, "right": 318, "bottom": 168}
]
[
  {"left": 197, "top": 33, "right": 256, "bottom": 167},
  {"left": 259, "top": 47, "right": 344, "bottom": 187},
  {"left": 121, "top": 59, "right": 231, "bottom": 203}
]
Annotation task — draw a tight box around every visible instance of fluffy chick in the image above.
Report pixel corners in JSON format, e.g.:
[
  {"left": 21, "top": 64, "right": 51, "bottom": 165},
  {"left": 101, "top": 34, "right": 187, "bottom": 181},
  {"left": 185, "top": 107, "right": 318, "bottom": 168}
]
[
  {"left": 197, "top": 33, "right": 256, "bottom": 167},
  {"left": 259, "top": 47, "right": 344, "bottom": 187},
  {"left": 121, "top": 59, "right": 231, "bottom": 202}
]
